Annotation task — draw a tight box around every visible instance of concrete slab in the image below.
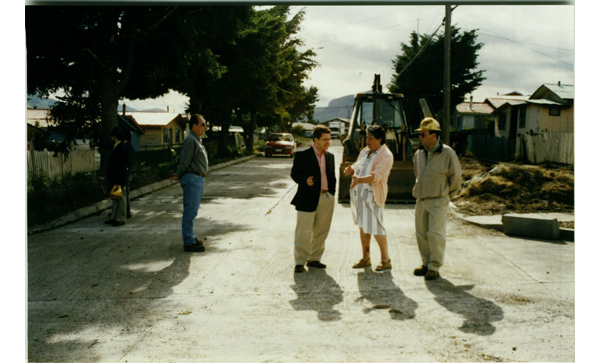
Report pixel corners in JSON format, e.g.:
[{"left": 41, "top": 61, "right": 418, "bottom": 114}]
[{"left": 502, "top": 213, "right": 561, "bottom": 240}]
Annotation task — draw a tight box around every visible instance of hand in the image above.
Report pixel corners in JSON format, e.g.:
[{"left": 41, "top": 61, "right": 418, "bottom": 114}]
[
  {"left": 343, "top": 166, "right": 354, "bottom": 177},
  {"left": 350, "top": 176, "right": 358, "bottom": 189},
  {"left": 170, "top": 173, "right": 179, "bottom": 181},
  {"left": 307, "top": 176, "right": 314, "bottom": 186}
]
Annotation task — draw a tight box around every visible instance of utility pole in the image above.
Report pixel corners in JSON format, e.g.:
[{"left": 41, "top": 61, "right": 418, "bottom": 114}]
[{"left": 443, "top": 4, "right": 452, "bottom": 144}]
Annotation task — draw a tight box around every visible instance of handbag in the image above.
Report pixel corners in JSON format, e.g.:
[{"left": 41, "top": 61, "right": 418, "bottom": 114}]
[{"left": 110, "top": 184, "right": 123, "bottom": 200}]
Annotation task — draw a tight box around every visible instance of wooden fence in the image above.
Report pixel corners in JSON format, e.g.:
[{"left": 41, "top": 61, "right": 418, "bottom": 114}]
[
  {"left": 518, "top": 132, "right": 574, "bottom": 165},
  {"left": 468, "top": 131, "right": 574, "bottom": 165},
  {"left": 27, "top": 149, "right": 97, "bottom": 181}
]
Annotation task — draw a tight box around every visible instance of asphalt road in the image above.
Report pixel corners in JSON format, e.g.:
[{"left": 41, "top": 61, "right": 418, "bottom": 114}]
[{"left": 27, "top": 141, "right": 574, "bottom": 362}]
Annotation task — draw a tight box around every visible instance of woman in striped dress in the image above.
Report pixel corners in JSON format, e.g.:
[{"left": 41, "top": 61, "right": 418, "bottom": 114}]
[{"left": 343, "top": 125, "right": 394, "bottom": 271}]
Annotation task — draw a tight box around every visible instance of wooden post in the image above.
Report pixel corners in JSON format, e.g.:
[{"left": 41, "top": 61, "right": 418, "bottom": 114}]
[{"left": 443, "top": 4, "right": 452, "bottom": 145}]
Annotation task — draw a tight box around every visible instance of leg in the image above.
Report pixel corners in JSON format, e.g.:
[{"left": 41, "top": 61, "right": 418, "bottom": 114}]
[
  {"left": 181, "top": 174, "right": 204, "bottom": 246},
  {"left": 373, "top": 234, "right": 389, "bottom": 262},
  {"left": 307, "top": 193, "right": 335, "bottom": 262},
  {"left": 426, "top": 197, "right": 449, "bottom": 271},
  {"left": 295, "top": 210, "right": 316, "bottom": 265},
  {"left": 359, "top": 227, "right": 371, "bottom": 260},
  {"left": 415, "top": 199, "right": 431, "bottom": 267}
]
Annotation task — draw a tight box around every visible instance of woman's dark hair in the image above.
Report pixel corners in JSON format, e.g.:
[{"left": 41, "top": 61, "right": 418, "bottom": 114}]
[{"left": 367, "top": 124, "right": 386, "bottom": 144}]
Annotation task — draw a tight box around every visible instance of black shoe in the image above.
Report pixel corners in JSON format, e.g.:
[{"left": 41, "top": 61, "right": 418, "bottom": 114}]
[
  {"left": 104, "top": 219, "right": 116, "bottom": 225},
  {"left": 184, "top": 242, "right": 206, "bottom": 252},
  {"left": 112, "top": 221, "right": 126, "bottom": 227},
  {"left": 294, "top": 265, "right": 306, "bottom": 273},
  {"left": 425, "top": 270, "right": 440, "bottom": 280},
  {"left": 414, "top": 265, "right": 429, "bottom": 276},
  {"left": 194, "top": 237, "right": 204, "bottom": 246},
  {"left": 306, "top": 261, "right": 326, "bottom": 269}
]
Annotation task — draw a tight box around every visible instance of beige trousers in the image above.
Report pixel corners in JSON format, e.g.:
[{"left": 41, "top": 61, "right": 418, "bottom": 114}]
[
  {"left": 415, "top": 195, "right": 449, "bottom": 272},
  {"left": 294, "top": 192, "right": 335, "bottom": 265}
]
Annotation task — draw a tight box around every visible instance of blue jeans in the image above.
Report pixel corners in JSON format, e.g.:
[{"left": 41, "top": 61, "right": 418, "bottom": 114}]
[{"left": 180, "top": 173, "right": 205, "bottom": 246}]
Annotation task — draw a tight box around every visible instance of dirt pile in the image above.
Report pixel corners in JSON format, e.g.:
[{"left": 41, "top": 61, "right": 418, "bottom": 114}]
[{"left": 452, "top": 157, "right": 574, "bottom": 221}]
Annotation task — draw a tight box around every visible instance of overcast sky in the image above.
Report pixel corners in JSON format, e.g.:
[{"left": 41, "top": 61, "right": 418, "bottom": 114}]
[{"left": 122, "top": 3, "right": 575, "bottom": 111}]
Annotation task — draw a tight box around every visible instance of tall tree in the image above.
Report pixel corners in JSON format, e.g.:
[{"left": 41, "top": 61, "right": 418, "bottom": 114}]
[
  {"left": 389, "top": 26, "right": 485, "bottom": 128},
  {"left": 26, "top": 6, "right": 179, "bottom": 170}
]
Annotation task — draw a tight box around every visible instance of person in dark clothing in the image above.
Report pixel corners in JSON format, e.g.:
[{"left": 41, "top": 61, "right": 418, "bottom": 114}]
[
  {"left": 123, "top": 129, "right": 135, "bottom": 218},
  {"left": 105, "top": 127, "right": 129, "bottom": 226}
]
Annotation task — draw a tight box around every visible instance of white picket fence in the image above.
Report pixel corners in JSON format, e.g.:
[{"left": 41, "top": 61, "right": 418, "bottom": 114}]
[
  {"left": 519, "top": 132, "right": 574, "bottom": 165},
  {"left": 27, "top": 149, "right": 98, "bottom": 181}
]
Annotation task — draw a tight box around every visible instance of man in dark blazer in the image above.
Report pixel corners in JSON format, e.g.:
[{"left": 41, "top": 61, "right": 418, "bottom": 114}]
[
  {"left": 291, "top": 125, "right": 336, "bottom": 273},
  {"left": 105, "top": 127, "right": 129, "bottom": 226}
]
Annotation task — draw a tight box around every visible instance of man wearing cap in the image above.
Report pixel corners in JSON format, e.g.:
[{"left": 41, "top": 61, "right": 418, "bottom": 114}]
[{"left": 412, "top": 117, "right": 462, "bottom": 280}]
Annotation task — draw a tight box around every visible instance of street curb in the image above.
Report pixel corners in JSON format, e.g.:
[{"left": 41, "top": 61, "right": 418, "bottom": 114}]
[
  {"left": 27, "top": 154, "right": 258, "bottom": 235},
  {"left": 450, "top": 203, "right": 574, "bottom": 242}
]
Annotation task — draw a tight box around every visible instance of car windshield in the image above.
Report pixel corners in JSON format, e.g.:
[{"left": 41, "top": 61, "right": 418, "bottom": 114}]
[{"left": 269, "top": 134, "right": 293, "bottom": 142}]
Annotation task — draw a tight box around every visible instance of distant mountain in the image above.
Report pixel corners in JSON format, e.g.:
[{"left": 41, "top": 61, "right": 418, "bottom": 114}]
[
  {"left": 27, "top": 95, "right": 56, "bottom": 109},
  {"left": 118, "top": 104, "right": 139, "bottom": 112},
  {"left": 311, "top": 92, "right": 367, "bottom": 123}
]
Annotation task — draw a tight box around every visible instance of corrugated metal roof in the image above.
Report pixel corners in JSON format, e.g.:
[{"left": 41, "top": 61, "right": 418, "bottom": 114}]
[
  {"left": 125, "top": 111, "right": 182, "bottom": 126},
  {"left": 485, "top": 95, "right": 529, "bottom": 109},
  {"left": 456, "top": 102, "right": 494, "bottom": 114},
  {"left": 531, "top": 83, "right": 574, "bottom": 101}
]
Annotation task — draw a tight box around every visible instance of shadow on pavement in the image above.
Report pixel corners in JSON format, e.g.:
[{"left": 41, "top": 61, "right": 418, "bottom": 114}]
[
  {"left": 27, "top": 215, "right": 254, "bottom": 361},
  {"left": 426, "top": 278, "right": 504, "bottom": 336},
  {"left": 356, "top": 269, "right": 418, "bottom": 320},
  {"left": 289, "top": 269, "right": 344, "bottom": 322}
]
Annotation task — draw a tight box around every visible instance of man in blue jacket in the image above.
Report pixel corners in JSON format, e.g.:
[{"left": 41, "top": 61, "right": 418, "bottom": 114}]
[{"left": 290, "top": 125, "right": 336, "bottom": 273}]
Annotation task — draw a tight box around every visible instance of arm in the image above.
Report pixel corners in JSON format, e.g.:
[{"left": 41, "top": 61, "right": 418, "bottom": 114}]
[
  {"left": 175, "top": 138, "right": 196, "bottom": 179},
  {"left": 291, "top": 151, "right": 314, "bottom": 186},
  {"left": 447, "top": 150, "right": 462, "bottom": 193}
]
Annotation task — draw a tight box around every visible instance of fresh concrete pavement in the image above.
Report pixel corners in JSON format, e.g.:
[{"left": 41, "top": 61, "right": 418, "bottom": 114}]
[{"left": 26, "top": 141, "right": 576, "bottom": 362}]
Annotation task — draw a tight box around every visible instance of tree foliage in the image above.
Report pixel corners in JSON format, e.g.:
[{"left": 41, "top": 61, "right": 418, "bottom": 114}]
[{"left": 389, "top": 26, "right": 485, "bottom": 128}]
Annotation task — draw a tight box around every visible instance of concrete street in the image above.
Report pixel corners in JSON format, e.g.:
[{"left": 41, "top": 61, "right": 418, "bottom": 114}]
[{"left": 27, "top": 141, "right": 574, "bottom": 362}]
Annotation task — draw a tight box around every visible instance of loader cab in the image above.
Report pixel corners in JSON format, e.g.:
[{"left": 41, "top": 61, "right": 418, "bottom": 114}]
[{"left": 343, "top": 93, "right": 413, "bottom": 162}]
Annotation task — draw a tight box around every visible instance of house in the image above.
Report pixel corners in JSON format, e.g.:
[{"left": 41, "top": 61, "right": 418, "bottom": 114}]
[
  {"left": 453, "top": 95, "right": 495, "bottom": 130},
  {"left": 27, "top": 108, "right": 146, "bottom": 150},
  {"left": 321, "top": 118, "right": 350, "bottom": 137},
  {"left": 526, "top": 82, "right": 574, "bottom": 133},
  {"left": 491, "top": 83, "right": 573, "bottom": 138},
  {"left": 124, "top": 111, "right": 187, "bottom": 150},
  {"left": 292, "top": 122, "right": 316, "bottom": 137}
]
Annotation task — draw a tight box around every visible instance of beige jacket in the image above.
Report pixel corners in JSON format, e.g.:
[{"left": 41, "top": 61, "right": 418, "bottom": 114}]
[
  {"left": 353, "top": 145, "right": 394, "bottom": 207},
  {"left": 412, "top": 141, "right": 462, "bottom": 200}
]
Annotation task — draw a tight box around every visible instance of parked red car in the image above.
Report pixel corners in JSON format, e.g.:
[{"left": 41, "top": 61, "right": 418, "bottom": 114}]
[{"left": 265, "top": 133, "right": 296, "bottom": 157}]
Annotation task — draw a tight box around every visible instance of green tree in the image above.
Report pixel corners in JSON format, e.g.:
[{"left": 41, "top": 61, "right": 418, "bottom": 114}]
[
  {"left": 389, "top": 26, "right": 485, "bottom": 128},
  {"left": 26, "top": 6, "right": 180, "bottom": 170}
]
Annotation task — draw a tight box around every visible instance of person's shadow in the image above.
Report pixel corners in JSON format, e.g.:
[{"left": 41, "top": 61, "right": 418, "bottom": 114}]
[
  {"left": 289, "top": 269, "right": 343, "bottom": 322},
  {"left": 356, "top": 269, "right": 418, "bottom": 320},
  {"left": 426, "top": 278, "right": 504, "bottom": 336}
]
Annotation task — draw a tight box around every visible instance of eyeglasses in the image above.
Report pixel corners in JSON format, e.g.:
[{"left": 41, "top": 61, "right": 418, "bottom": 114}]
[
  {"left": 419, "top": 132, "right": 429, "bottom": 138},
  {"left": 197, "top": 123, "right": 206, "bottom": 127}
]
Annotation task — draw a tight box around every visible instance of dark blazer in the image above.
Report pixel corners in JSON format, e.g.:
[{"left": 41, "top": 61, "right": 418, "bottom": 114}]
[
  {"left": 107, "top": 142, "right": 128, "bottom": 187},
  {"left": 291, "top": 146, "right": 336, "bottom": 212}
]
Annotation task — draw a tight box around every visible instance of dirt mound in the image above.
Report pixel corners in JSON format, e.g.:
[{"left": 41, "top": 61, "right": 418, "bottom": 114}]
[{"left": 452, "top": 157, "right": 574, "bottom": 219}]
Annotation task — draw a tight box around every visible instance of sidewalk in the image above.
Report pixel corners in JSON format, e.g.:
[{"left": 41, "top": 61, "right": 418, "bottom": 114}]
[{"left": 27, "top": 154, "right": 258, "bottom": 235}]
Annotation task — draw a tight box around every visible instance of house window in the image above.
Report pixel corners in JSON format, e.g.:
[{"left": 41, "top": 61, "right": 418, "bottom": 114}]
[
  {"left": 498, "top": 113, "right": 507, "bottom": 130},
  {"left": 519, "top": 108, "right": 527, "bottom": 128},
  {"left": 163, "top": 129, "right": 169, "bottom": 143},
  {"left": 175, "top": 129, "right": 180, "bottom": 143},
  {"left": 549, "top": 107, "right": 561, "bottom": 116}
]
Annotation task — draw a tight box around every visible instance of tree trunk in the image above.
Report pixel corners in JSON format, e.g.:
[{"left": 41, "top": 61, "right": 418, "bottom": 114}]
[
  {"left": 98, "top": 72, "right": 120, "bottom": 174},
  {"left": 217, "top": 112, "right": 232, "bottom": 157}
]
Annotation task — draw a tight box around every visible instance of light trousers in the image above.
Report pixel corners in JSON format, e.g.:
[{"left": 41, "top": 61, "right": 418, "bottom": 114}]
[
  {"left": 294, "top": 192, "right": 335, "bottom": 265},
  {"left": 415, "top": 195, "right": 449, "bottom": 272}
]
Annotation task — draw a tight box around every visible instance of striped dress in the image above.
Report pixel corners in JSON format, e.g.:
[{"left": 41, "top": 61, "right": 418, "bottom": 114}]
[{"left": 351, "top": 148, "right": 386, "bottom": 235}]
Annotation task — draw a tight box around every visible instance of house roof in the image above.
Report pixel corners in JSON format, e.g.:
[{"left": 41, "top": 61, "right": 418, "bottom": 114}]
[
  {"left": 322, "top": 118, "right": 350, "bottom": 124},
  {"left": 456, "top": 102, "right": 494, "bottom": 115},
  {"left": 526, "top": 99, "right": 565, "bottom": 106},
  {"left": 292, "top": 122, "right": 316, "bottom": 130},
  {"left": 124, "top": 111, "right": 184, "bottom": 127},
  {"left": 485, "top": 96, "right": 529, "bottom": 109},
  {"left": 530, "top": 83, "right": 574, "bottom": 102},
  {"left": 119, "top": 115, "right": 145, "bottom": 135},
  {"left": 27, "top": 109, "right": 52, "bottom": 128}
]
